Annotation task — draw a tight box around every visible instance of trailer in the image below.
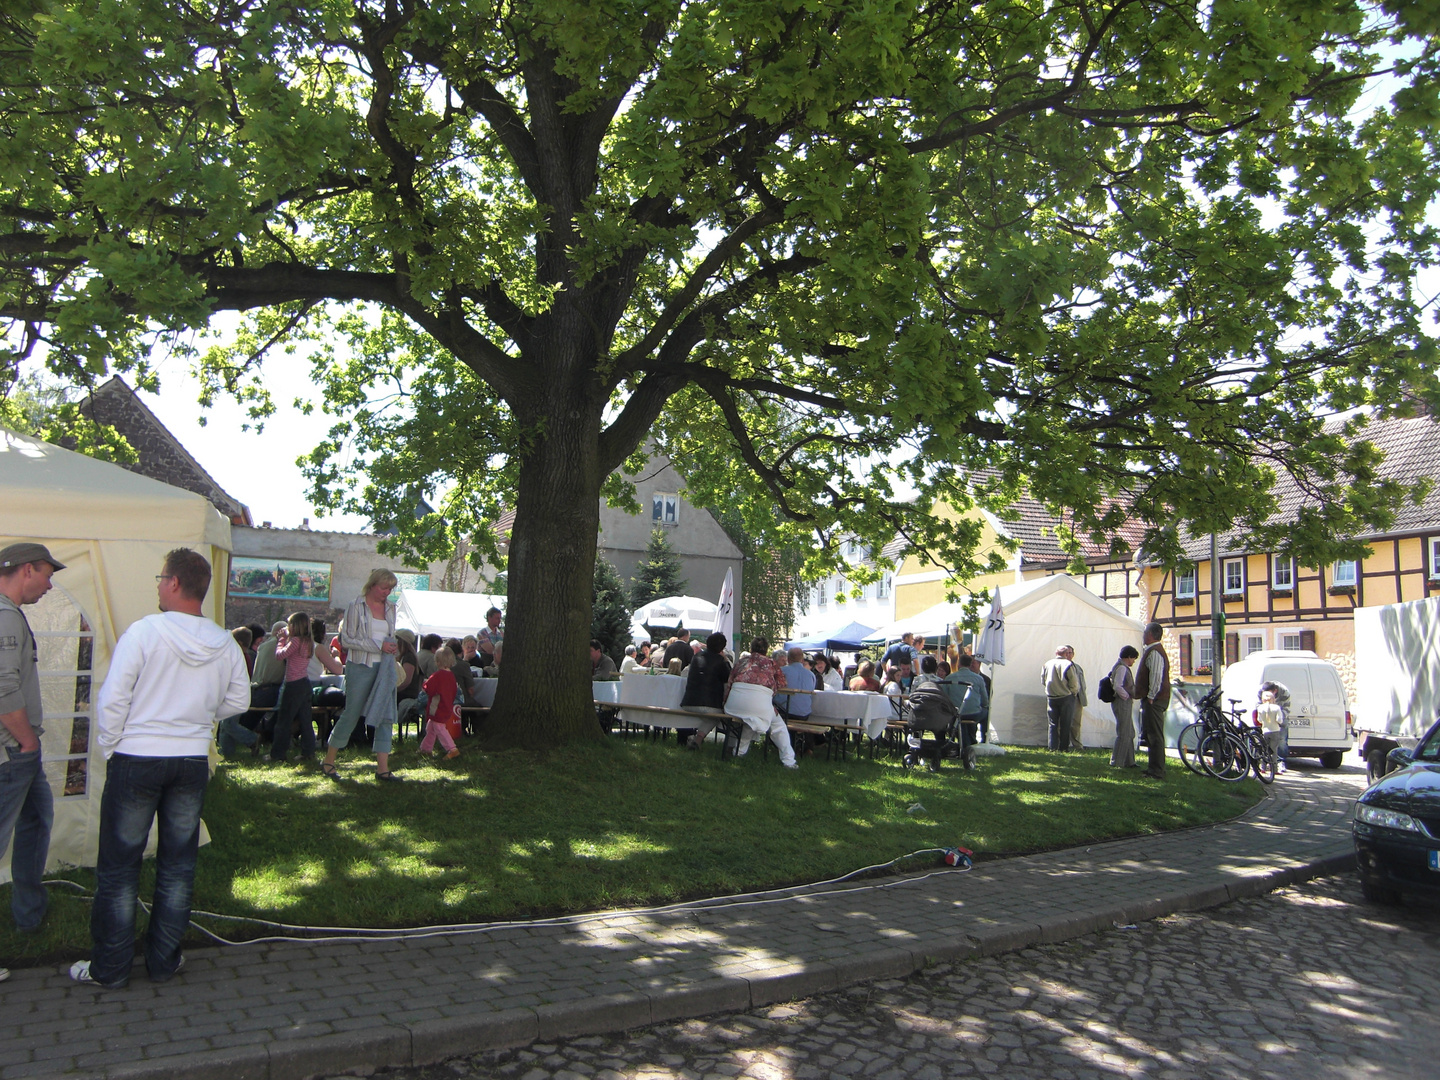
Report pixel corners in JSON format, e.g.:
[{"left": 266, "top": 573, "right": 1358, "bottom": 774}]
[{"left": 1353, "top": 594, "right": 1440, "bottom": 781}]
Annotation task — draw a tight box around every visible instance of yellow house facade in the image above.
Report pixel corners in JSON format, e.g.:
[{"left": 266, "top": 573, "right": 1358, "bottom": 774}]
[{"left": 888, "top": 415, "right": 1440, "bottom": 706}]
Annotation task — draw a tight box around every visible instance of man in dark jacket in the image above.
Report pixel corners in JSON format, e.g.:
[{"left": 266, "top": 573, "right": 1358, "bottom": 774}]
[
  {"left": 905, "top": 655, "right": 960, "bottom": 772},
  {"left": 681, "top": 633, "right": 732, "bottom": 749}
]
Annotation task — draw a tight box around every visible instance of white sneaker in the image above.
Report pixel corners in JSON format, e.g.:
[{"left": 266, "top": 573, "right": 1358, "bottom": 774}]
[
  {"left": 69, "top": 960, "right": 98, "bottom": 984},
  {"left": 0, "top": 967, "right": 9, "bottom": 982}
]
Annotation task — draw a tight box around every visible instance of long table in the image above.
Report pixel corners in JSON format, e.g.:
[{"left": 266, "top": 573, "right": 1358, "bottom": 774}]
[
  {"left": 615, "top": 672, "right": 687, "bottom": 727},
  {"left": 808, "top": 690, "right": 901, "bottom": 740}
]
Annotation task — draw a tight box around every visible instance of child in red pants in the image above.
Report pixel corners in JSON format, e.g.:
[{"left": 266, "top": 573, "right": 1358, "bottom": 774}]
[{"left": 419, "top": 646, "right": 461, "bottom": 759}]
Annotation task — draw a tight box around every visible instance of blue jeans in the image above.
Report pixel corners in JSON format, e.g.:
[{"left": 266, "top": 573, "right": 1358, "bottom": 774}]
[
  {"left": 217, "top": 714, "right": 258, "bottom": 756},
  {"left": 89, "top": 754, "right": 209, "bottom": 987},
  {"left": 0, "top": 747, "right": 53, "bottom": 930}
]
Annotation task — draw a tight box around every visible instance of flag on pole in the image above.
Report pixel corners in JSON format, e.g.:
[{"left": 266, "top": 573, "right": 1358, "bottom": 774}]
[{"left": 714, "top": 568, "right": 735, "bottom": 648}]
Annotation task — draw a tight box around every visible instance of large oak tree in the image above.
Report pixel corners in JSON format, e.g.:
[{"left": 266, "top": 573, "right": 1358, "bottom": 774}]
[{"left": 4, "top": 0, "right": 1439, "bottom": 746}]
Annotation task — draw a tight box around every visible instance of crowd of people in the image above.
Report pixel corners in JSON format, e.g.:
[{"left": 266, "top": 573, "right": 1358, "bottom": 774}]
[{"left": 222, "top": 571, "right": 509, "bottom": 780}]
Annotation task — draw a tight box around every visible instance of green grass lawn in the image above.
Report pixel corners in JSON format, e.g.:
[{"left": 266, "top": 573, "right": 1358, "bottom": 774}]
[{"left": 1, "top": 734, "right": 1263, "bottom": 967}]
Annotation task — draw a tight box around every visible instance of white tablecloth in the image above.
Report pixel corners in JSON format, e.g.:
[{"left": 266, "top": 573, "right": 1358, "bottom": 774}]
[
  {"left": 616, "top": 672, "right": 686, "bottom": 727},
  {"left": 810, "top": 690, "right": 898, "bottom": 739},
  {"left": 592, "top": 680, "right": 622, "bottom": 705}
]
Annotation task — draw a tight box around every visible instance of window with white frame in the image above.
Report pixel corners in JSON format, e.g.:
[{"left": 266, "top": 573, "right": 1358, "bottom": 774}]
[
  {"left": 1176, "top": 565, "right": 1197, "bottom": 599},
  {"left": 1193, "top": 634, "right": 1214, "bottom": 671},
  {"left": 1431, "top": 538, "right": 1440, "bottom": 579},
  {"left": 1279, "top": 631, "right": 1303, "bottom": 650},
  {"left": 877, "top": 572, "right": 891, "bottom": 599},
  {"left": 651, "top": 492, "right": 679, "bottom": 526},
  {"left": 1332, "top": 559, "right": 1357, "bottom": 587},
  {"left": 1243, "top": 633, "right": 1266, "bottom": 658},
  {"left": 835, "top": 578, "right": 847, "bottom": 605},
  {"left": 1272, "top": 554, "right": 1294, "bottom": 589},
  {"left": 1223, "top": 558, "right": 1244, "bottom": 595},
  {"left": 817, "top": 581, "right": 827, "bottom": 609}
]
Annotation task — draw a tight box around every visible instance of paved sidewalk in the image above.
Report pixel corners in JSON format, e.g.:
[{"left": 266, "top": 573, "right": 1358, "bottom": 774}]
[{"left": 0, "top": 764, "right": 1366, "bottom": 1080}]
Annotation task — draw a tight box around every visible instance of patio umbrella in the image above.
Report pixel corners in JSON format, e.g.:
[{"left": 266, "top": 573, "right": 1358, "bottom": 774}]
[
  {"left": 631, "top": 594, "right": 719, "bottom": 640},
  {"left": 973, "top": 591, "right": 1006, "bottom": 665}
]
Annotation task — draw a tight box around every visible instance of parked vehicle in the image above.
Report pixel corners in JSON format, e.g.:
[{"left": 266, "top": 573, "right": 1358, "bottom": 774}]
[
  {"left": 1354, "top": 595, "right": 1440, "bottom": 782},
  {"left": 1219, "top": 651, "right": 1351, "bottom": 768},
  {"left": 1353, "top": 715, "right": 1440, "bottom": 905}
]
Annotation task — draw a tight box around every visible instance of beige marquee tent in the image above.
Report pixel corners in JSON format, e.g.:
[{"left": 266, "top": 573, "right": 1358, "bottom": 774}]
[{"left": 1, "top": 427, "right": 232, "bottom": 876}]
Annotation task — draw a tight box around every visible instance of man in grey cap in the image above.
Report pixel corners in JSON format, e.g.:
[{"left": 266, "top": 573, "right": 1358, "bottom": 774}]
[{"left": 0, "top": 542, "right": 65, "bottom": 981}]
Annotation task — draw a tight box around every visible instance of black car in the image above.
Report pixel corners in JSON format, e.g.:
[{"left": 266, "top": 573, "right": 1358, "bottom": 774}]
[{"left": 1353, "top": 716, "right": 1440, "bottom": 904}]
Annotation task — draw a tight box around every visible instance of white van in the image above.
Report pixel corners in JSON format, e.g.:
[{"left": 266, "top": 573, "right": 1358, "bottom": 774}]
[{"left": 1220, "top": 650, "right": 1353, "bottom": 768}]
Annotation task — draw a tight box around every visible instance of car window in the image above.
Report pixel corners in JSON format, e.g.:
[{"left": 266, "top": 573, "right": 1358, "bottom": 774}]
[{"left": 1417, "top": 720, "right": 1440, "bottom": 762}]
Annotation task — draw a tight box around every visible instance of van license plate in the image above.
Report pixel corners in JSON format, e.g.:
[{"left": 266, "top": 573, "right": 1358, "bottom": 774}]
[{"left": 1430, "top": 850, "right": 1440, "bottom": 872}]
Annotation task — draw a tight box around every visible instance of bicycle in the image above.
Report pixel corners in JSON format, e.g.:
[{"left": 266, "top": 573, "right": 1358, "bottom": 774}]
[
  {"left": 1177, "top": 687, "right": 1240, "bottom": 775},
  {"left": 1197, "top": 706, "right": 1277, "bottom": 784}
]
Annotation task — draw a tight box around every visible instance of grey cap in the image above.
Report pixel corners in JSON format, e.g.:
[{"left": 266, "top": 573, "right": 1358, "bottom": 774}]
[{"left": 0, "top": 542, "right": 66, "bottom": 572}]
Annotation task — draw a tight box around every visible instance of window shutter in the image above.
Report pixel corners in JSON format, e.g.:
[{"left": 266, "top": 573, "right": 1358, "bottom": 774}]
[
  {"left": 1225, "top": 633, "right": 1239, "bottom": 664},
  {"left": 1179, "top": 634, "right": 1192, "bottom": 675},
  {"left": 1299, "top": 629, "right": 1316, "bottom": 652}
]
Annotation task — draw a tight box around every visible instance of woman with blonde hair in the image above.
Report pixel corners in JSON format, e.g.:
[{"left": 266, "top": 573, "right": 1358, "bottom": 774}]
[{"left": 320, "top": 569, "right": 401, "bottom": 782}]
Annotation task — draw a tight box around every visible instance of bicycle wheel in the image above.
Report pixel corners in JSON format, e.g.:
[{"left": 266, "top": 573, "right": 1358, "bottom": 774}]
[
  {"left": 1247, "top": 733, "right": 1276, "bottom": 784},
  {"left": 1198, "top": 731, "right": 1250, "bottom": 781},
  {"left": 1177, "top": 722, "right": 1208, "bottom": 774}
]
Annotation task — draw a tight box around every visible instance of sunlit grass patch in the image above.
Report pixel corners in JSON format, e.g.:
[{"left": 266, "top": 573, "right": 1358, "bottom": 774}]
[{"left": 1, "top": 737, "right": 1261, "bottom": 965}]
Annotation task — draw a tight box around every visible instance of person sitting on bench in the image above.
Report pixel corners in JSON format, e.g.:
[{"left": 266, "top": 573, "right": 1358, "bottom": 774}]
[{"left": 681, "top": 633, "right": 732, "bottom": 749}]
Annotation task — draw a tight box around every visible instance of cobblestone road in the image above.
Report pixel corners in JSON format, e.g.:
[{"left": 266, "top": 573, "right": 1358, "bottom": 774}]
[{"left": 380, "top": 875, "right": 1438, "bottom": 1080}]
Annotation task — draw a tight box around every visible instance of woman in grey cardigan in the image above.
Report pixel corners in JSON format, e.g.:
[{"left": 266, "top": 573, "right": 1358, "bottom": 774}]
[
  {"left": 1108, "top": 645, "right": 1139, "bottom": 768},
  {"left": 320, "top": 569, "right": 401, "bottom": 782}
]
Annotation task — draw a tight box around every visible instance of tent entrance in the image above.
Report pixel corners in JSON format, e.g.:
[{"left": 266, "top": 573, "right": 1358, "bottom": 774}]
[{"left": 31, "top": 583, "right": 96, "bottom": 800}]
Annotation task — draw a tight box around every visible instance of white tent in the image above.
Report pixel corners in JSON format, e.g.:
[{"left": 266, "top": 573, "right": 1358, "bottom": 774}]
[
  {"left": 880, "top": 576, "right": 1144, "bottom": 746},
  {"left": 1, "top": 427, "right": 233, "bottom": 876},
  {"left": 394, "top": 588, "right": 507, "bottom": 640}
]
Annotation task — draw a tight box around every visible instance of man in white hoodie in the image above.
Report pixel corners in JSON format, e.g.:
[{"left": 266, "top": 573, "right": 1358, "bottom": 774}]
[{"left": 70, "top": 549, "right": 249, "bottom": 989}]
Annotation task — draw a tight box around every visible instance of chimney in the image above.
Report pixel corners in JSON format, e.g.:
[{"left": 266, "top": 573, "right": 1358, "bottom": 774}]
[
  {"left": 262, "top": 521, "right": 272, "bottom": 529},
  {"left": 300, "top": 518, "right": 311, "bottom": 530}
]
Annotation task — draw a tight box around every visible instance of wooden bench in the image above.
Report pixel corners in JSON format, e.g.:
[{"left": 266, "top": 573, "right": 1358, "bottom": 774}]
[
  {"left": 782, "top": 718, "right": 865, "bottom": 762},
  {"left": 594, "top": 702, "right": 747, "bottom": 757}
]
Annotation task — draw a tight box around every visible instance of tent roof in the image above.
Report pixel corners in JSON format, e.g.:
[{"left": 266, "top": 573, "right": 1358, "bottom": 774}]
[
  {"left": 393, "top": 588, "right": 506, "bottom": 639},
  {"left": 787, "top": 620, "right": 875, "bottom": 651},
  {"left": 1, "top": 427, "right": 231, "bottom": 548},
  {"left": 864, "top": 575, "right": 1141, "bottom": 644}
]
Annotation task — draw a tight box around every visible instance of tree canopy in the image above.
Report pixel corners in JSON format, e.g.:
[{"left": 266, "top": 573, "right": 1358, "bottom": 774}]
[{"left": 4, "top": 0, "right": 1440, "bottom": 743}]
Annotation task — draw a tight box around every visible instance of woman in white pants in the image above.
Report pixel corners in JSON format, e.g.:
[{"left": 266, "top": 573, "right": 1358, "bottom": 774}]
[{"left": 724, "top": 637, "right": 798, "bottom": 768}]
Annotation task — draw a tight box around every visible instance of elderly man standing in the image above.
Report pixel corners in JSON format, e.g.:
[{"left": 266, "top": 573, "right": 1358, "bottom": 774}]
[
  {"left": 1041, "top": 645, "right": 1081, "bottom": 751},
  {"left": 0, "top": 542, "right": 64, "bottom": 981},
  {"left": 70, "top": 548, "right": 249, "bottom": 988},
  {"left": 1135, "top": 622, "right": 1172, "bottom": 779}
]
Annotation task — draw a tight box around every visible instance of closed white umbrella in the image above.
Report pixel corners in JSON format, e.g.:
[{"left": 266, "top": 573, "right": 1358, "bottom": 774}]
[
  {"left": 974, "top": 592, "right": 1006, "bottom": 666},
  {"left": 713, "top": 568, "right": 735, "bottom": 649}
]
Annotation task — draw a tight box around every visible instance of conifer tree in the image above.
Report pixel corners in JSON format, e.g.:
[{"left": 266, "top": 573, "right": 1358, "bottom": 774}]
[
  {"left": 629, "top": 529, "right": 688, "bottom": 612},
  {"left": 591, "top": 556, "right": 631, "bottom": 664}
]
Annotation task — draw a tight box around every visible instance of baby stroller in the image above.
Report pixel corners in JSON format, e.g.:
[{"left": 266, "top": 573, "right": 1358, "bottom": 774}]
[{"left": 902, "top": 677, "right": 962, "bottom": 772}]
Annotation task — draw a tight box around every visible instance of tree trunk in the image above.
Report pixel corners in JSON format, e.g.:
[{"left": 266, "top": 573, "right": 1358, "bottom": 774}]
[{"left": 483, "top": 367, "right": 607, "bottom": 748}]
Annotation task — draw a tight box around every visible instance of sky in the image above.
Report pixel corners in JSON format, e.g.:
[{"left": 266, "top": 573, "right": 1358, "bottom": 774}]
[{"left": 136, "top": 345, "right": 374, "bottom": 534}]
